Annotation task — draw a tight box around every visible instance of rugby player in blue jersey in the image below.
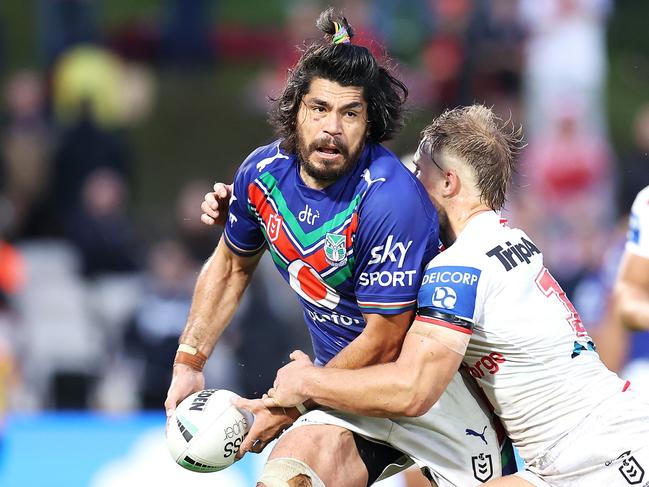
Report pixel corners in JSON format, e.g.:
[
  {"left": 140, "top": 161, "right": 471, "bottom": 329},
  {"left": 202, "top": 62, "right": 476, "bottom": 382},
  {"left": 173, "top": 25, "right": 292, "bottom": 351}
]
[{"left": 169, "top": 8, "right": 506, "bottom": 487}]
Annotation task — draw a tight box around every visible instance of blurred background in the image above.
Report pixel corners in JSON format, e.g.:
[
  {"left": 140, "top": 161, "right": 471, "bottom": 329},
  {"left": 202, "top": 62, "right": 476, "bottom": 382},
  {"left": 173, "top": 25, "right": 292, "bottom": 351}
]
[{"left": 0, "top": 0, "right": 648, "bottom": 485}]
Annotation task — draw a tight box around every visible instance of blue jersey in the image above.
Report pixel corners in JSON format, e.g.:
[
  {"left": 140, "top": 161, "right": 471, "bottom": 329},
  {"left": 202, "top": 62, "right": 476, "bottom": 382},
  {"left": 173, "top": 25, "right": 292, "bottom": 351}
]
[{"left": 224, "top": 140, "right": 438, "bottom": 364}]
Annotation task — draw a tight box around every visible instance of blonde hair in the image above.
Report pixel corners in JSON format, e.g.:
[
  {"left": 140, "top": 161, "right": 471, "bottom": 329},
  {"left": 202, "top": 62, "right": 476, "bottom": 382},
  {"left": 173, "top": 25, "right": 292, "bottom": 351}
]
[{"left": 420, "top": 105, "right": 524, "bottom": 210}]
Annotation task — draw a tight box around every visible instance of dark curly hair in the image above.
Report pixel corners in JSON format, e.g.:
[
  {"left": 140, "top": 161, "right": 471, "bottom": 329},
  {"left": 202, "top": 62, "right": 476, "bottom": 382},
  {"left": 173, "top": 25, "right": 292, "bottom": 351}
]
[{"left": 269, "top": 7, "right": 408, "bottom": 154}]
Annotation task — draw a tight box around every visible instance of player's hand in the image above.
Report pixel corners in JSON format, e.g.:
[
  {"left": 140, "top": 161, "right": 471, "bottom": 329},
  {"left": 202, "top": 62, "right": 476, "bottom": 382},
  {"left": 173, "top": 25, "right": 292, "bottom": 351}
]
[
  {"left": 231, "top": 396, "right": 299, "bottom": 460},
  {"left": 164, "top": 364, "right": 205, "bottom": 428},
  {"left": 200, "top": 182, "right": 233, "bottom": 226},
  {"left": 263, "top": 350, "right": 314, "bottom": 408}
]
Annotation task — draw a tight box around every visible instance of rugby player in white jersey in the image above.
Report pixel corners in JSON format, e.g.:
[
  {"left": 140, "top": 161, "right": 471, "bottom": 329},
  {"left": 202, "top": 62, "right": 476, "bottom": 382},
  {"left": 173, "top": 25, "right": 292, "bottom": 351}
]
[
  {"left": 614, "top": 185, "right": 649, "bottom": 332},
  {"left": 264, "top": 105, "right": 649, "bottom": 486}
]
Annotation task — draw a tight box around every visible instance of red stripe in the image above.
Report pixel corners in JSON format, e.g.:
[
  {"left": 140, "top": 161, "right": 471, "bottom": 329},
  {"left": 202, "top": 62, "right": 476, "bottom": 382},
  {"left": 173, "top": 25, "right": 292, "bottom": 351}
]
[
  {"left": 622, "top": 380, "right": 631, "bottom": 392},
  {"left": 249, "top": 183, "right": 357, "bottom": 272},
  {"left": 416, "top": 315, "right": 473, "bottom": 335}
]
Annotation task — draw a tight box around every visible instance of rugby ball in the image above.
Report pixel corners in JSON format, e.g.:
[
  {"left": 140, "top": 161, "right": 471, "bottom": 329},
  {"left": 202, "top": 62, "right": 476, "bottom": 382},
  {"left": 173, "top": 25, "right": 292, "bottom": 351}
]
[{"left": 167, "top": 389, "right": 253, "bottom": 472}]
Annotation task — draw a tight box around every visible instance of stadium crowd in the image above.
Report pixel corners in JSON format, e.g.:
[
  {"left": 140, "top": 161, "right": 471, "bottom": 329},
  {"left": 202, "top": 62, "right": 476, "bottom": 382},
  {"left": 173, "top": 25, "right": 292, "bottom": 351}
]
[{"left": 0, "top": 0, "right": 647, "bottom": 446}]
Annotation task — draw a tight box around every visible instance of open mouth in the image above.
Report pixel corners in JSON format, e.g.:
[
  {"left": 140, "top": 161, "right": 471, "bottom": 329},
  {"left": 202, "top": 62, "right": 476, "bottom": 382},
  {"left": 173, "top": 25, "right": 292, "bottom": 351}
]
[{"left": 315, "top": 146, "right": 342, "bottom": 158}]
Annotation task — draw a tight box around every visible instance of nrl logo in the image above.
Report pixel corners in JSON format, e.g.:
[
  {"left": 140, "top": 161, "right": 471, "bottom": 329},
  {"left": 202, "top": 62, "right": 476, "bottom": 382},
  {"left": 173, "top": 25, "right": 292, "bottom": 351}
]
[
  {"left": 471, "top": 453, "right": 493, "bottom": 482},
  {"left": 267, "top": 213, "right": 282, "bottom": 242},
  {"left": 324, "top": 233, "right": 347, "bottom": 267}
]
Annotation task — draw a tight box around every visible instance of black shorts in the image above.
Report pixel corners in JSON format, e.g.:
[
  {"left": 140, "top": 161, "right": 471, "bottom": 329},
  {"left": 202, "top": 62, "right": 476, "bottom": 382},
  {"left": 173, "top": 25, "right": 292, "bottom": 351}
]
[{"left": 352, "top": 432, "right": 413, "bottom": 486}]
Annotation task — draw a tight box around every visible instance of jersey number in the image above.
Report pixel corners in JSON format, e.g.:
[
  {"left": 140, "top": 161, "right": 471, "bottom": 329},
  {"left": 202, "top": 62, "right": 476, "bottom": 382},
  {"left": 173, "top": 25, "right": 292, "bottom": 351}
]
[{"left": 535, "top": 267, "right": 588, "bottom": 338}]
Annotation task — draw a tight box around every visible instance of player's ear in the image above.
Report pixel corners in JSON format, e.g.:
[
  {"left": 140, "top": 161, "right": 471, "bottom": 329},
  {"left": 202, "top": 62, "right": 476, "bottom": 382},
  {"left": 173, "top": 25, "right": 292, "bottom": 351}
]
[{"left": 442, "top": 169, "right": 459, "bottom": 197}]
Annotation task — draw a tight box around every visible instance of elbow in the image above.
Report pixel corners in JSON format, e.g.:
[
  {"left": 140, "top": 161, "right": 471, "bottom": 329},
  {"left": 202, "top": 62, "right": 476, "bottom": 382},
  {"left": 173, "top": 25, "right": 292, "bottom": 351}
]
[
  {"left": 394, "top": 374, "right": 440, "bottom": 417},
  {"left": 376, "top": 338, "right": 404, "bottom": 363},
  {"left": 401, "top": 392, "right": 439, "bottom": 417}
]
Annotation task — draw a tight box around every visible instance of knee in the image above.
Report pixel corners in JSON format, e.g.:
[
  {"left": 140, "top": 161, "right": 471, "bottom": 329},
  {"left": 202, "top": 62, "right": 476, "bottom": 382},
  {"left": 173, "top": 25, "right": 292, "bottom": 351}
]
[{"left": 258, "top": 458, "right": 325, "bottom": 487}]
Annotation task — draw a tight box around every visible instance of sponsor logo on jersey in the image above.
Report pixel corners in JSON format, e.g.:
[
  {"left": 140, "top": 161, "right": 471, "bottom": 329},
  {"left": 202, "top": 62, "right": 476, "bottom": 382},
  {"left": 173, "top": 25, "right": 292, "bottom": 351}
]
[
  {"left": 486, "top": 236, "right": 540, "bottom": 271},
  {"left": 306, "top": 308, "right": 363, "bottom": 327},
  {"left": 324, "top": 233, "right": 347, "bottom": 267},
  {"left": 418, "top": 266, "right": 481, "bottom": 320},
  {"left": 472, "top": 453, "right": 493, "bottom": 482},
  {"left": 467, "top": 352, "right": 506, "bottom": 379},
  {"left": 256, "top": 145, "right": 289, "bottom": 171},
  {"left": 358, "top": 270, "right": 417, "bottom": 287},
  {"left": 298, "top": 204, "right": 320, "bottom": 226},
  {"left": 368, "top": 235, "right": 412, "bottom": 268},
  {"left": 288, "top": 260, "right": 340, "bottom": 310},
  {"left": 361, "top": 168, "right": 386, "bottom": 188},
  {"left": 267, "top": 213, "right": 282, "bottom": 242},
  {"left": 465, "top": 426, "right": 488, "bottom": 445},
  {"left": 431, "top": 286, "right": 457, "bottom": 309}
]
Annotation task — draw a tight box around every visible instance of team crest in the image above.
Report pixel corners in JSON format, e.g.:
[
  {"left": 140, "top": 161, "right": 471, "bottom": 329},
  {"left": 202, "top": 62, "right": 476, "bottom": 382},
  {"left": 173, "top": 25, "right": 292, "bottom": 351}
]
[
  {"left": 267, "top": 214, "right": 282, "bottom": 242},
  {"left": 324, "top": 233, "right": 347, "bottom": 267},
  {"left": 471, "top": 453, "right": 493, "bottom": 482}
]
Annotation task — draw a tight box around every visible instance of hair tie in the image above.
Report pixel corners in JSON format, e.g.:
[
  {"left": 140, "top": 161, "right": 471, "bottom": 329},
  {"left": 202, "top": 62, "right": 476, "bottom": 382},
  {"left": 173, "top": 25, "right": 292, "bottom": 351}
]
[{"left": 332, "top": 22, "right": 351, "bottom": 44}]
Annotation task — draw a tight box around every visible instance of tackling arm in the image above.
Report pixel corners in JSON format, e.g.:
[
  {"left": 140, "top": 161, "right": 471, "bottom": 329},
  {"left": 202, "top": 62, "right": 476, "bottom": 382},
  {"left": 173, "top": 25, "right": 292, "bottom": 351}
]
[
  {"left": 324, "top": 311, "right": 414, "bottom": 369},
  {"left": 613, "top": 251, "right": 649, "bottom": 331},
  {"left": 291, "top": 319, "right": 468, "bottom": 417}
]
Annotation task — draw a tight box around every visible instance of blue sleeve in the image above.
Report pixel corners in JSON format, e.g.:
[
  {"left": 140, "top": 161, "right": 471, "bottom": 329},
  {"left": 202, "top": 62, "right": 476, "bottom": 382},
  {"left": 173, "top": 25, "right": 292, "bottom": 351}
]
[
  {"left": 354, "top": 178, "right": 439, "bottom": 314},
  {"left": 223, "top": 153, "right": 266, "bottom": 256},
  {"left": 416, "top": 263, "right": 481, "bottom": 334}
]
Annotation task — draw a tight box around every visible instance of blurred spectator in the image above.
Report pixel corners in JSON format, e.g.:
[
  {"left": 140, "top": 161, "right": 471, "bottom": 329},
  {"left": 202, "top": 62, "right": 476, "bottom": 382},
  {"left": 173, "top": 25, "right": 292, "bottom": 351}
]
[
  {"left": 50, "top": 103, "right": 132, "bottom": 227},
  {"left": 39, "top": 0, "right": 99, "bottom": 68},
  {"left": 619, "top": 104, "right": 649, "bottom": 206},
  {"left": 233, "top": 254, "right": 310, "bottom": 399},
  {"left": 0, "top": 71, "right": 52, "bottom": 238},
  {"left": 517, "top": 103, "right": 613, "bottom": 292},
  {"left": 52, "top": 45, "right": 125, "bottom": 128},
  {"left": 0, "top": 198, "right": 25, "bottom": 305},
  {"left": 64, "top": 169, "right": 140, "bottom": 278},
  {"left": 369, "top": 0, "right": 433, "bottom": 60},
  {"left": 160, "top": 0, "right": 214, "bottom": 66},
  {"left": 174, "top": 181, "right": 220, "bottom": 264},
  {"left": 520, "top": 0, "right": 611, "bottom": 136},
  {"left": 122, "top": 239, "right": 232, "bottom": 409}
]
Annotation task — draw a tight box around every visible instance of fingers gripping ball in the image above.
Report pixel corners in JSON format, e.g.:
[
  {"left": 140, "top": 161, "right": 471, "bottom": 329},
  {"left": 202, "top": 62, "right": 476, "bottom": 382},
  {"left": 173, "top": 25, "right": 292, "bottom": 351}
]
[{"left": 167, "top": 389, "right": 254, "bottom": 472}]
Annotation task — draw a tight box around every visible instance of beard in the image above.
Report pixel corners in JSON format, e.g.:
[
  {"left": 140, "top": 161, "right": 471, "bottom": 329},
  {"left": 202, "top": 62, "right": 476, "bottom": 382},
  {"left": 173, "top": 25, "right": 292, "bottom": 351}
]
[{"left": 297, "top": 133, "right": 365, "bottom": 184}]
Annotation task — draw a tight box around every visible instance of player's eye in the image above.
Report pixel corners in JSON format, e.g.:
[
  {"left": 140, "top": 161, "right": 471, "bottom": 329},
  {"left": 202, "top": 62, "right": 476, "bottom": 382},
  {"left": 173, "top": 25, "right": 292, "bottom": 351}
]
[
  {"left": 345, "top": 111, "right": 358, "bottom": 118},
  {"left": 312, "top": 106, "right": 326, "bottom": 113}
]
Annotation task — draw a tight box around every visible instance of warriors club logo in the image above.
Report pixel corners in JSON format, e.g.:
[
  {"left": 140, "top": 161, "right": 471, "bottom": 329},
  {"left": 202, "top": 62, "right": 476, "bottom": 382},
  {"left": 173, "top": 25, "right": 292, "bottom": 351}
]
[{"left": 324, "top": 233, "right": 347, "bottom": 267}]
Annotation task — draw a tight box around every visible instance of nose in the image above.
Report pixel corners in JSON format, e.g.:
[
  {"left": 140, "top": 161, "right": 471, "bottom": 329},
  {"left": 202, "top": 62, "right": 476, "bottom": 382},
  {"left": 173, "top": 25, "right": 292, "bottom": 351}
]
[{"left": 322, "top": 111, "right": 343, "bottom": 136}]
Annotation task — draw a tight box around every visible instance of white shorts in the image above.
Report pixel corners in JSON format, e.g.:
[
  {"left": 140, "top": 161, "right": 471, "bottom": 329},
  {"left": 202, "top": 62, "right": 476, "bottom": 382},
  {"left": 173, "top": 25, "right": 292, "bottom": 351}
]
[
  {"left": 516, "top": 390, "right": 649, "bottom": 487},
  {"left": 287, "top": 370, "right": 504, "bottom": 487}
]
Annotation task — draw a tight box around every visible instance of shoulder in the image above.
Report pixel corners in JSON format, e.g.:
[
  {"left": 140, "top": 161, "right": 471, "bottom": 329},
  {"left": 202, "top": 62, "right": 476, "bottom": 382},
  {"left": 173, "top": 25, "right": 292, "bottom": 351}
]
[
  {"left": 360, "top": 144, "right": 437, "bottom": 221},
  {"left": 630, "top": 186, "right": 649, "bottom": 219},
  {"left": 426, "top": 219, "right": 528, "bottom": 278},
  {"left": 236, "top": 139, "right": 292, "bottom": 182}
]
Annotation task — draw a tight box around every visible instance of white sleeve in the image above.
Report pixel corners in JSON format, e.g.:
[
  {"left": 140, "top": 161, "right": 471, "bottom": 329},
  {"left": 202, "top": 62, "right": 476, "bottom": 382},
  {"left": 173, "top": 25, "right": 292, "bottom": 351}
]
[{"left": 626, "top": 186, "right": 649, "bottom": 259}]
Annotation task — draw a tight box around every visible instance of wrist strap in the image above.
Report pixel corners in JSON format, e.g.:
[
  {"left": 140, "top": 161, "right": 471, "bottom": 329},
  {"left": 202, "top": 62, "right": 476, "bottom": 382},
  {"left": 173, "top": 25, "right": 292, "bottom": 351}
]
[
  {"left": 174, "top": 345, "right": 208, "bottom": 371},
  {"left": 295, "top": 402, "right": 308, "bottom": 415}
]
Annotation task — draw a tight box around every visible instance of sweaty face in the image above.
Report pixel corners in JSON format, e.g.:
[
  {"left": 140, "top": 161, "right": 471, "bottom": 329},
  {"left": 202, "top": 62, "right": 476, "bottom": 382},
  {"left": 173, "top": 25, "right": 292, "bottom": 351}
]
[{"left": 296, "top": 78, "right": 368, "bottom": 186}]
